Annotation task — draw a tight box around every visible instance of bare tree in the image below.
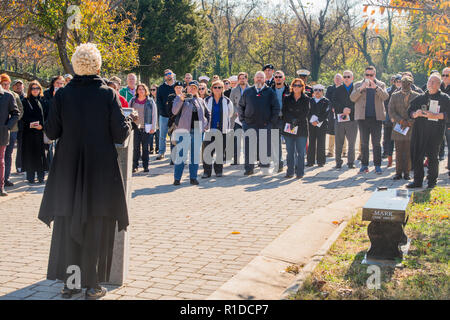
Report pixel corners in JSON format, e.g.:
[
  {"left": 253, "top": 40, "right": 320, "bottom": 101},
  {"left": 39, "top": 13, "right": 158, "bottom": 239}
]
[{"left": 289, "top": 0, "right": 350, "bottom": 81}]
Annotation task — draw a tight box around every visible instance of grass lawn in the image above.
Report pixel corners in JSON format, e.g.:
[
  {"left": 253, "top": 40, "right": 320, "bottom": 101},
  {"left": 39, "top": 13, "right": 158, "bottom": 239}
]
[{"left": 292, "top": 187, "right": 449, "bottom": 300}]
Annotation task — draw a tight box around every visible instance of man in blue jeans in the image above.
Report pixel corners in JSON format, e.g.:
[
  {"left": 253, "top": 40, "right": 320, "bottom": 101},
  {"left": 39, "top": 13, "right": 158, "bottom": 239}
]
[{"left": 156, "top": 69, "right": 175, "bottom": 160}]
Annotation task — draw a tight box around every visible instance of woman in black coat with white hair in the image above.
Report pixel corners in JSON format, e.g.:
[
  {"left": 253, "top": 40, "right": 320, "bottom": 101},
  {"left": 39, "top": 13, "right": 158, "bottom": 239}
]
[{"left": 38, "top": 43, "right": 134, "bottom": 300}]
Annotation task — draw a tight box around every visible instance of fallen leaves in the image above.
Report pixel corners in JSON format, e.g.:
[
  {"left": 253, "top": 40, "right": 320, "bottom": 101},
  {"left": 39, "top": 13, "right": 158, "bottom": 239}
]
[
  {"left": 332, "top": 219, "right": 345, "bottom": 226},
  {"left": 231, "top": 231, "right": 241, "bottom": 235}
]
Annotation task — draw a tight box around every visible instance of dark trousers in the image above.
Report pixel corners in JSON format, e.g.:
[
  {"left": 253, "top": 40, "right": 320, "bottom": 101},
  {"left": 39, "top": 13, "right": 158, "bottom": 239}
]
[
  {"left": 133, "top": 128, "right": 150, "bottom": 169},
  {"left": 412, "top": 136, "right": 441, "bottom": 185},
  {"left": 233, "top": 122, "right": 242, "bottom": 164},
  {"left": 243, "top": 123, "right": 271, "bottom": 172},
  {"left": 27, "top": 169, "right": 44, "bottom": 183},
  {"left": 4, "top": 131, "right": 17, "bottom": 181},
  {"left": 446, "top": 128, "right": 450, "bottom": 171},
  {"left": 275, "top": 118, "right": 284, "bottom": 169},
  {"left": 16, "top": 122, "right": 23, "bottom": 171},
  {"left": 203, "top": 132, "right": 226, "bottom": 175},
  {"left": 394, "top": 140, "right": 411, "bottom": 176},
  {"left": 358, "top": 119, "right": 382, "bottom": 167},
  {"left": 307, "top": 124, "right": 326, "bottom": 165},
  {"left": 383, "top": 125, "right": 394, "bottom": 156},
  {"left": 149, "top": 129, "right": 159, "bottom": 152}
]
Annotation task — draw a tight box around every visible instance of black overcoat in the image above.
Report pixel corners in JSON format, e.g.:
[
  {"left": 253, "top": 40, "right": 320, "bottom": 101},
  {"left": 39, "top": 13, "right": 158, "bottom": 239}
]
[{"left": 38, "top": 75, "right": 132, "bottom": 245}]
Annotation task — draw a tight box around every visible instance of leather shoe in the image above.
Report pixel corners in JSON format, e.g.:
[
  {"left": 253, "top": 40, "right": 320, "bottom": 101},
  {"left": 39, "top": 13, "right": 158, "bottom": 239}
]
[
  {"left": 244, "top": 170, "right": 254, "bottom": 176},
  {"left": 61, "top": 285, "right": 82, "bottom": 299},
  {"left": 427, "top": 183, "right": 436, "bottom": 189},
  {"left": 216, "top": 172, "right": 223, "bottom": 177},
  {"left": 392, "top": 174, "right": 402, "bottom": 180},
  {"left": 285, "top": 174, "right": 294, "bottom": 179},
  {"left": 85, "top": 286, "right": 107, "bottom": 300},
  {"left": 190, "top": 179, "right": 199, "bottom": 185},
  {"left": 173, "top": 180, "right": 180, "bottom": 186},
  {"left": 4, "top": 180, "right": 13, "bottom": 187},
  {"left": 348, "top": 164, "right": 355, "bottom": 169},
  {"left": 406, "top": 182, "right": 422, "bottom": 189},
  {"left": 403, "top": 174, "right": 410, "bottom": 180}
]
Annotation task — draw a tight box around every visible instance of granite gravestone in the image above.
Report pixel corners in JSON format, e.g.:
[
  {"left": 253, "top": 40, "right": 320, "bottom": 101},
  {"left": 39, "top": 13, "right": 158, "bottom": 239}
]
[{"left": 362, "top": 188, "right": 412, "bottom": 264}]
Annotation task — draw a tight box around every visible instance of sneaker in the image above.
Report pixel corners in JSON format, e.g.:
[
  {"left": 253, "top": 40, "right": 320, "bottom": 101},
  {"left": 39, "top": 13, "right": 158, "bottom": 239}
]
[
  {"left": 406, "top": 182, "right": 422, "bottom": 189},
  {"left": 375, "top": 166, "right": 382, "bottom": 175},
  {"left": 173, "top": 180, "right": 180, "bottom": 186},
  {"left": 359, "top": 166, "right": 369, "bottom": 174},
  {"left": 190, "top": 179, "right": 199, "bottom": 185},
  {"left": 4, "top": 180, "right": 14, "bottom": 187},
  {"left": 0, "top": 189, "right": 8, "bottom": 196},
  {"left": 85, "top": 286, "right": 107, "bottom": 300}
]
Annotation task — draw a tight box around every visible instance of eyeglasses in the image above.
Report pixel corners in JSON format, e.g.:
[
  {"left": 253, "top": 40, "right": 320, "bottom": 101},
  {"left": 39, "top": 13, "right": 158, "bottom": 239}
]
[
  {"left": 343, "top": 76, "right": 352, "bottom": 79},
  {"left": 150, "top": 88, "right": 156, "bottom": 91},
  {"left": 212, "top": 86, "right": 223, "bottom": 89},
  {"left": 224, "top": 82, "right": 230, "bottom": 85},
  {"left": 164, "top": 72, "right": 172, "bottom": 76},
  {"left": 365, "top": 73, "right": 375, "bottom": 77},
  {"left": 443, "top": 74, "right": 450, "bottom": 77},
  {"left": 292, "top": 84, "right": 303, "bottom": 88},
  {"left": 31, "top": 87, "right": 40, "bottom": 90},
  {"left": 313, "top": 89, "right": 323, "bottom": 92},
  {"left": 199, "top": 88, "right": 206, "bottom": 91},
  {"left": 274, "top": 76, "right": 283, "bottom": 79}
]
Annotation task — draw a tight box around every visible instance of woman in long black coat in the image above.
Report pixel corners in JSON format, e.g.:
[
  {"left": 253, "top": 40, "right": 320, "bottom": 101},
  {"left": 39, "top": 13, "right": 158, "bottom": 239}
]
[
  {"left": 21, "top": 81, "right": 48, "bottom": 183},
  {"left": 38, "top": 43, "right": 133, "bottom": 300}
]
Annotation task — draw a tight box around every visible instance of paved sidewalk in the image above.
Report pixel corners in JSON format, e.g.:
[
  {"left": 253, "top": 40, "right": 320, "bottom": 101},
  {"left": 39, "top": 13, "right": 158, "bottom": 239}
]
[{"left": 0, "top": 149, "right": 448, "bottom": 300}]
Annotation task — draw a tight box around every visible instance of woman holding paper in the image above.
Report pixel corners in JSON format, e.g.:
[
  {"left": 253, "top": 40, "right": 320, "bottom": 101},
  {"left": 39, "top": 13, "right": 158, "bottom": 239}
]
[
  {"left": 21, "top": 80, "right": 48, "bottom": 184},
  {"left": 388, "top": 75, "right": 419, "bottom": 181},
  {"left": 129, "top": 83, "right": 158, "bottom": 173},
  {"left": 307, "top": 84, "right": 330, "bottom": 167},
  {"left": 281, "top": 78, "right": 310, "bottom": 179}
]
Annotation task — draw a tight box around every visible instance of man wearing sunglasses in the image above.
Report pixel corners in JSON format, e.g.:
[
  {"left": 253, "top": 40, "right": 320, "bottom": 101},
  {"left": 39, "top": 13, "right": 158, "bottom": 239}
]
[
  {"left": 156, "top": 69, "right": 176, "bottom": 160},
  {"left": 350, "top": 66, "right": 389, "bottom": 174},
  {"left": 271, "top": 70, "right": 290, "bottom": 172}
]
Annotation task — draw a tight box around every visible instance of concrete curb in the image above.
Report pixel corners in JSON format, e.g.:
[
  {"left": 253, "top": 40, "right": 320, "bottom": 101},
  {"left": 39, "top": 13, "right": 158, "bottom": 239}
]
[{"left": 280, "top": 219, "right": 349, "bottom": 299}]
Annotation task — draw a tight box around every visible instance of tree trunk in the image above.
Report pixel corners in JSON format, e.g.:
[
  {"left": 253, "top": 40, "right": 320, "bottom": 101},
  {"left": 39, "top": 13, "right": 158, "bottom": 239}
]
[{"left": 56, "top": 25, "right": 74, "bottom": 74}]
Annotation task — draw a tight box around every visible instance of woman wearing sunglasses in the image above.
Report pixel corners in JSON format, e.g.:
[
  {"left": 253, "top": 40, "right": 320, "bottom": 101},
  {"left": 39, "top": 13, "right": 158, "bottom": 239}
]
[
  {"left": 306, "top": 84, "right": 330, "bottom": 167},
  {"left": 281, "top": 78, "right": 310, "bottom": 179},
  {"left": 202, "top": 80, "right": 234, "bottom": 178},
  {"left": 198, "top": 82, "right": 210, "bottom": 99},
  {"left": 21, "top": 80, "right": 48, "bottom": 184}
]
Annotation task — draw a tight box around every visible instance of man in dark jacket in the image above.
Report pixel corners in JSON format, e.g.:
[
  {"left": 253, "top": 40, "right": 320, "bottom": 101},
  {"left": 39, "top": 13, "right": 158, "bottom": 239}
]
[
  {"left": 271, "top": 70, "right": 290, "bottom": 172},
  {"left": 239, "top": 71, "right": 280, "bottom": 175},
  {"left": 407, "top": 74, "right": 450, "bottom": 189},
  {"left": 156, "top": 69, "right": 175, "bottom": 160},
  {"left": 383, "top": 74, "right": 402, "bottom": 166},
  {"left": 0, "top": 85, "right": 20, "bottom": 196},
  {"left": 332, "top": 70, "right": 358, "bottom": 169},
  {"left": 441, "top": 67, "right": 450, "bottom": 175}
]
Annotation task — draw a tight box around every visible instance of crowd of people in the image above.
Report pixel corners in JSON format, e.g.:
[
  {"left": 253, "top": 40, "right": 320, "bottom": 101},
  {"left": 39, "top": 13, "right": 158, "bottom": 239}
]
[
  {"left": 1, "top": 60, "right": 449, "bottom": 195},
  {"left": 1, "top": 42, "right": 448, "bottom": 299}
]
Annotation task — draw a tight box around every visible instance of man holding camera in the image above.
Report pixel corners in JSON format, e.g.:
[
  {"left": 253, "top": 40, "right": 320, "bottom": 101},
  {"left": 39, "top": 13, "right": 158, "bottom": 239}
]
[{"left": 350, "top": 66, "right": 389, "bottom": 174}]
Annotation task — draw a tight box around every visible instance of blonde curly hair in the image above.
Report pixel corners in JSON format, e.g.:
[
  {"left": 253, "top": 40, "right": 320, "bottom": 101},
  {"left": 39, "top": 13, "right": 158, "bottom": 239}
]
[{"left": 71, "top": 43, "right": 102, "bottom": 76}]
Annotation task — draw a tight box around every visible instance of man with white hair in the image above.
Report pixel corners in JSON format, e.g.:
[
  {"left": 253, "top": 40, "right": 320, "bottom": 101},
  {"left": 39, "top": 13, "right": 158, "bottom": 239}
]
[
  {"left": 407, "top": 74, "right": 450, "bottom": 189},
  {"left": 238, "top": 71, "right": 280, "bottom": 175},
  {"left": 119, "top": 73, "right": 137, "bottom": 103}
]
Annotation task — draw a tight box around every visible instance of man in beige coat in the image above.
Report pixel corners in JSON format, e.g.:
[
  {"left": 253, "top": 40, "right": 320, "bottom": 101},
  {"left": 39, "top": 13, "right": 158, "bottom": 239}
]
[
  {"left": 388, "top": 75, "right": 419, "bottom": 181},
  {"left": 350, "top": 66, "right": 389, "bottom": 174}
]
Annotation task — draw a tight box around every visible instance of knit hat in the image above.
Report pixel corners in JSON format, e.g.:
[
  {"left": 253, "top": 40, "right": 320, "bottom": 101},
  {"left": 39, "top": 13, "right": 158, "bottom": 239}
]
[{"left": 0, "top": 73, "right": 11, "bottom": 83}]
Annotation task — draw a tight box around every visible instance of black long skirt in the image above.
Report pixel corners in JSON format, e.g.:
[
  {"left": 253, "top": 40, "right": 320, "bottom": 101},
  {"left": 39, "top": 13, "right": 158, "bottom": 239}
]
[{"left": 46, "top": 216, "right": 116, "bottom": 288}]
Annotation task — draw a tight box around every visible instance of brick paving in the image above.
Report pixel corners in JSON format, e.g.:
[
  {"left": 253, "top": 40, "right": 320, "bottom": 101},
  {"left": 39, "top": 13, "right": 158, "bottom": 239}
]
[{"left": 0, "top": 144, "right": 448, "bottom": 300}]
